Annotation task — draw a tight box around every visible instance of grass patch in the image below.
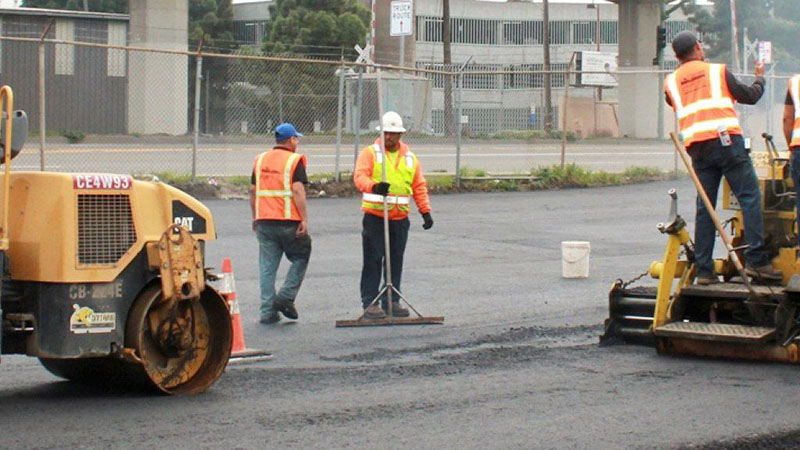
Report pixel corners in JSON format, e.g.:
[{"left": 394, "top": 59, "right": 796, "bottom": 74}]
[
  {"left": 459, "top": 166, "right": 487, "bottom": 177},
  {"left": 130, "top": 165, "right": 669, "bottom": 200},
  {"left": 531, "top": 164, "right": 666, "bottom": 189},
  {"left": 426, "top": 174, "right": 455, "bottom": 190}
]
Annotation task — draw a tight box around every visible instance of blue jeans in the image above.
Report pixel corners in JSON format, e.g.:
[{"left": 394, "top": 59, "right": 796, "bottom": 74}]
[
  {"left": 255, "top": 220, "right": 311, "bottom": 318},
  {"left": 689, "top": 135, "right": 768, "bottom": 276},
  {"left": 791, "top": 148, "right": 800, "bottom": 247}
]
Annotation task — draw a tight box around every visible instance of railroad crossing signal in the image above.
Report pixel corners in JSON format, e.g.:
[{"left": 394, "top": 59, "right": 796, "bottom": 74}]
[{"left": 355, "top": 44, "right": 374, "bottom": 65}]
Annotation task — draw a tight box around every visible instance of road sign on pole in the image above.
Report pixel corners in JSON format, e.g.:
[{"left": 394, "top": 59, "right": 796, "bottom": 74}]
[
  {"left": 758, "top": 41, "right": 773, "bottom": 65},
  {"left": 390, "top": 1, "right": 413, "bottom": 36}
]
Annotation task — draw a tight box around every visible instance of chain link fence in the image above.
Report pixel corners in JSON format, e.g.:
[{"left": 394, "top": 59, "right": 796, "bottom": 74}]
[{"left": 0, "top": 34, "right": 793, "bottom": 183}]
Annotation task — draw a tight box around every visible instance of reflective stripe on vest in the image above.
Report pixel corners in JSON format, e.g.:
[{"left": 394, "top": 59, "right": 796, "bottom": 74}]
[
  {"left": 666, "top": 62, "right": 741, "bottom": 147},
  {"left": 791, "top": 75, "right": 800, "bottom": 147},
  {"left": 255, "top": 152, "right": 301, "bottom": 219},
  {"left": 373, "top": 145, "right": 414, "bottom": 169},
  {"left": 361, "top": 144, "right": 416, "bottom": 212},
  {"left": 361, "top": 193, "right": 411, "bottom": 205}
]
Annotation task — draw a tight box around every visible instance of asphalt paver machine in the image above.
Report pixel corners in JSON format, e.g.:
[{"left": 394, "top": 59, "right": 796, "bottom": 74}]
[
  {"left": 0, "top": 86, "right": 232, "bottom": 394},
  {"left": 602, "top": 133, "right": 800, "bottom": 363}
]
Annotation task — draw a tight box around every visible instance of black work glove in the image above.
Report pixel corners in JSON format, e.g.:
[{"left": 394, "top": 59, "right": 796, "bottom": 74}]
[
  {"left": 372, "top": 182, "right": 390, "bottom": 196},
  {"left": 422, "top": 212, "right": 434, "bottom": 230}
]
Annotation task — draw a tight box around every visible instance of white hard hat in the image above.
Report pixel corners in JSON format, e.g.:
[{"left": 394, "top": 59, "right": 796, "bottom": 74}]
[{"left": 377, "top": 111, "right": 406, "bottom": 133}]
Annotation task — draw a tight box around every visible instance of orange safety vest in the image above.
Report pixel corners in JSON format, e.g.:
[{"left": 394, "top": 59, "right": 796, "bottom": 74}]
[
  {"left": 665, "top": 60, "right": 742, "bottom": 148},
  {"left": 789, "top": 74, "right": 800, "bottom": 148},
  {"left": 253, "top": 148, "right": 306, "bottom": 221}
]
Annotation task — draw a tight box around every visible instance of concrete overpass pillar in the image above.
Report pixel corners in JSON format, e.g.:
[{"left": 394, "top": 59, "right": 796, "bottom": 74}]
[
  {"left": 127, "top": 0, "right": 189, "bottom": 135},
  {"left": 613, "top": 0, "right": 661, "bottom": 138}
]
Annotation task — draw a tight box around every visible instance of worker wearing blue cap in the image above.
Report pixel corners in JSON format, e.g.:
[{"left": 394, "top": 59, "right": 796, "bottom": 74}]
[{"left": 251, "top": 122, "right": 311, "bottom": 324}]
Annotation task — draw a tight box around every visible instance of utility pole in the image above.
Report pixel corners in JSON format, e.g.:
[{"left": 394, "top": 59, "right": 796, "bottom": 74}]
[
  {"left": 83, "top": 0, "right": 88, "bottom": 11},
  {"left": 729, "top": 0, "right": 740, "bottom": 71},
  {"left": 656, "top": 1, "right": 666, "bottom": 140},
  {"left": 443, "top": 0, "right": 454, "bottom": 136},
  {"left": 543, "top": 0, "right": 552, "bottom": 131}
]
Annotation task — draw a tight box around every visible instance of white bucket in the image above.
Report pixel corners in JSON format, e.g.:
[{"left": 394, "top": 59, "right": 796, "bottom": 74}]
[{"left": 562, "top": 241, "right": 590, "bottom": 279}]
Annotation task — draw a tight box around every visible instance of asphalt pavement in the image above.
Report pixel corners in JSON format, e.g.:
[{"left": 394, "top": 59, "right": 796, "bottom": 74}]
[{"left": 2, "top": 179, "right": 800, "bottom": 449}]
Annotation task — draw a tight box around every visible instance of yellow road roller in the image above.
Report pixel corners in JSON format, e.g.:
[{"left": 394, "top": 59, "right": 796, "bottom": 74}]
[{"left": 0, "top": 86, "right": 231, "bottom": 394}]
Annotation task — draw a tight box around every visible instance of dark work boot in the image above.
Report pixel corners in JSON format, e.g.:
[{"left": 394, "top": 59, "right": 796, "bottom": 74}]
[
  {"left": 260, "top": 311, "right": 280, "bottom": 324},
  {"left": 696, "top": 274, "right": 720, "bottom": 286},
  {"left": 273, "top": 297, "right": 298, "bottom": 320},
  {"left": 745, "top": 264, "right": 783, "bottom": 282}
]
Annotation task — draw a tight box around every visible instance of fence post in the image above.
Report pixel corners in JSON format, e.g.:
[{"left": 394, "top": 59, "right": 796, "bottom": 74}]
[
  {"left": 192, "top": 40, "right": 204, "bottom": 181},
  {"left": 353, "top": 68, "right": 363, "bottom": 167},
  {"left": 38, "top": 20, "right": 53, "bottom": 171},
  {"left": 560, "top": 55, "right": 576, "bottom": 170},
  {"left": 335, "top": 63, "right": 345, "bottom": 182},
  {"left": 455, "top": 72, "right": 463, "bottom": 188}
]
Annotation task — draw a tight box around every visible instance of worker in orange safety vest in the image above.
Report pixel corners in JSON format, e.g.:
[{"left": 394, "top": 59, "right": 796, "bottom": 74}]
[
  {"left": 354, "top": 111, "right": 433, "bottom": 319},
  {"left": 664, "top": 31, "right": 781, "bottom": 285},
  {"left": 783, "top": 74, "right": 800, "bottom": 249},
  {"left": 250, "top": 123, "right": 311, "bottom": 324}
]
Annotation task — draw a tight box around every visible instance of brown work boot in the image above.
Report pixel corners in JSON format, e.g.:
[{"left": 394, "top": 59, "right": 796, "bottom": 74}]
[
  {"left": 745, "top": 264, "right": 783, "bottom": 282},
  {"left": 695, "top": 274, "right": 720, "bottom": 286},
  {"left": 386, "top": 301, "right": 409, "bottom": 317},
  {"left": 364, "top": 304, "right": 386, "bottom": 319}
]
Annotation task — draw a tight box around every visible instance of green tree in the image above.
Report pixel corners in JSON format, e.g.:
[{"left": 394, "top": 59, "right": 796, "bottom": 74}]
[
  {"left": 263, "top": 0, "right": 369, "bottom": 57},
  {"left": 219, "top": 0, "right": 371, "bottom": 136},
  {"left": 189, "top": 0, "right": 235, "bottom": 51},
  {"left": 680, "top": 0, "right": 800, "bottom": 73}
]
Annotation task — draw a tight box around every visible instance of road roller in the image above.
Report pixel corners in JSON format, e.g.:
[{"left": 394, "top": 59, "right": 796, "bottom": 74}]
[
  {"left": 0, "top": 86, "right": 231, "bottom": 394},
  {"left": 602, "top": 134, "right": 800, "bottom": 363}
]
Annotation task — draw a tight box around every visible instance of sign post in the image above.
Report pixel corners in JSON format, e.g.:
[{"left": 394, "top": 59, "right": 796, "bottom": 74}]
[
  {"left": 390, "top": 0, "right": 413, "bottom": 70},
  {"left": 390, "top": 0, "right": 413, "bottom": 125}
]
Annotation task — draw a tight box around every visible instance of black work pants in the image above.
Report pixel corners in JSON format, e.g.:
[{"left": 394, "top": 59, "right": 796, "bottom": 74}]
[{"left": 360, "top": 213, "right": 409, "bottom": 309}]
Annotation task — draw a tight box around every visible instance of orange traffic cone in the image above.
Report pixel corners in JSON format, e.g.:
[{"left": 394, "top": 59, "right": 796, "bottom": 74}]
[
  {"left": 218, "top": 258, "right": 271, "bottom": 361},
  {"left": 220, "top": 257, "right": 247, "bottom": 355}
]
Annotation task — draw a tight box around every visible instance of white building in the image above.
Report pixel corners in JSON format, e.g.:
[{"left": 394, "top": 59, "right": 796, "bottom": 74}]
[
  {"left": 396, "top": 0, "right": 696, "bottom": 135},
  {"left": 232, "top": 0, "right": 273, "bottom": 47}
]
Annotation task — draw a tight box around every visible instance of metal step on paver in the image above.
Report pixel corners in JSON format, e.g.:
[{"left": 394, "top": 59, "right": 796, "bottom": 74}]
[
  {"left": 680, "top": 283, "right": 785, "bottom": 301},
  {"left": 654, "top": 322, "right": 775, "bottom": 344}
]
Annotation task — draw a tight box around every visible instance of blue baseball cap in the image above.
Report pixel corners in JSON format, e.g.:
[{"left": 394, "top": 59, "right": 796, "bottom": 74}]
[{"left": 275, "top": 123, "right": 303, "bottom": 142}]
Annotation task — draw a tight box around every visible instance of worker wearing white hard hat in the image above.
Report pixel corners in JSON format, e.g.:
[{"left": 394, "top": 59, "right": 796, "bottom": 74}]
[{"left": 353, "top": 111, "right": 433, "bottom": 319}]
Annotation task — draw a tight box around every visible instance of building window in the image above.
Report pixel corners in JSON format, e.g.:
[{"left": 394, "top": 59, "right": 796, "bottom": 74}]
[
  {"left": 233, "top": 19, "right": 269, "bottom": 45},
  {"left": 107, "top": 22, "right": 126, "bottom": 77},
  {"left": 55, "top": 19, "right": 74, "bottom": 75},
  {"left": 601, "top": 21, "right": 618, "bottom": 44},
  {"left": 503, "top": 20, "right": 542, "bottom": 45},
  {"left": 503, "top": 63, "right": 567, "bottom": 89}
]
